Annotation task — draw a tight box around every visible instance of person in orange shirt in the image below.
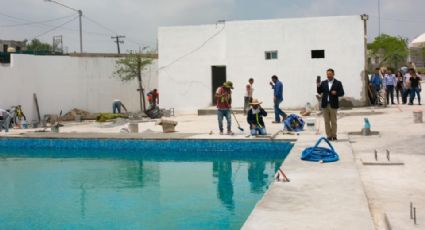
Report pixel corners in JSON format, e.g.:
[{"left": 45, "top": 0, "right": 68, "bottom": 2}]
[{"left": 147, "top": 89, "right": 159, "bottom": 108}]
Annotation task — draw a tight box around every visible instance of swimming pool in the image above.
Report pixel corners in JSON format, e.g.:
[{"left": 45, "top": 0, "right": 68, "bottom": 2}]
[{"left": 0, "top": 138, "right": 293, "bottom": 230}]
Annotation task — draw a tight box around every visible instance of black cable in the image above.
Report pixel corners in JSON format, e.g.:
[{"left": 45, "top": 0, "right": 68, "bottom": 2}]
[
  {"left": 159, "top": 24, "right": 226, "bottom": 70},
  {"left": 83, "top": 15, "right": 145, "bottom": 47},
  {"left": 0, "top": 14, "right": 76, "bottom": 27},
  {"left": 0, "top": 10, "right": 109, "bottom": 38},
  {"left": 0, "top": 11, "right": 28, "bottom": 22},
  {"left": 83, "top": 15, "right": 117, "bottom": 34},
  {"left": 33, "top": 16, "right": 78, "bottom": 39}
]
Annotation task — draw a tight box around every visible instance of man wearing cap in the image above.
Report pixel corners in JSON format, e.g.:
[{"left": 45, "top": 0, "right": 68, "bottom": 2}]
[
  {"left": 246, "top": 99, "right": 268, "bottom": 136},
  {"left": 215, "top": 81, "right": 234, "bottom": 135}
]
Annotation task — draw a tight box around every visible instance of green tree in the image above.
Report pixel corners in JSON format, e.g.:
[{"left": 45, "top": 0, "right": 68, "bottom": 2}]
[
  {"left": 114, "top": 51, "right": 153, "bottom": 112},
  {"left": 368, "top": 34, "right": 409, "bottom": 69},
  {"left": 26, "top": 39, "right": 52, "bottom": 52}
]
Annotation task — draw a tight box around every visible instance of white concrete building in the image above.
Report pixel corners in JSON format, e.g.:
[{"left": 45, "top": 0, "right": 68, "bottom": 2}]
[
  {"left": 0, "top": 54, "right": 157, "bottom": 122},
  {"left": 158, "top": 16, "right": 367, "bottom": 113}
]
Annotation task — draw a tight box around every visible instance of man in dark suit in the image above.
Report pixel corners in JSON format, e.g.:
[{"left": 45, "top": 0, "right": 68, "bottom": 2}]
[{"left": 317, "top": 69, "right": 344, "bottom": 141}]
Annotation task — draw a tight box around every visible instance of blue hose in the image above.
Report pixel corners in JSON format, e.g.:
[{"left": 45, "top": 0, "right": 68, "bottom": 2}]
[{"left": 301, "top": 137, "right": 339, "bottom": 163}]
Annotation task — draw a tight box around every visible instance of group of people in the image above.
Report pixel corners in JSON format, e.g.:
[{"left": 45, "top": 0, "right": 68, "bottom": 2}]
[
  {"left": 215, "top": 75, "right": 289, "bottom": 136},
  {"left": 369, "top": 67, "right": 422, "bottom": 105},
  {"left": 215, "top": 69, "right": 345, "bottom": 141}
]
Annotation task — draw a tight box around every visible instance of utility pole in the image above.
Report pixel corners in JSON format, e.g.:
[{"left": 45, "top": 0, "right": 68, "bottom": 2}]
[
  {"left": 111, "top": 35, "right": 125, "bottom": 54},
  {"left": 361, "top": 14, "right": 370, "bottom": 105},
  {"left": 378, "top": 0, "right": 381, "bottom": 35},
  {"left": 78, "top": 10, "right": 83, "bottom": 53},
  {"left": 137, "top": 56, "right": 146, "bottom": 112},
  {"left": 44, "top": 0, "right": 83, "bottom": 53}
]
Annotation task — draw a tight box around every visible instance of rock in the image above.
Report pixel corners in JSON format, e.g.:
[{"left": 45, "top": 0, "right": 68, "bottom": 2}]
[
  {"left": 61, "top": 108, "right": 95, "bottom": 121},
  {"left": 120, "top": 128, "right": 130, "bottom": 134},
  {"left": 156, "top": 119, "right": 178, "bottom": 133},
  {"left": 340, "top": 98, "right": 354, "bottom": 109}
]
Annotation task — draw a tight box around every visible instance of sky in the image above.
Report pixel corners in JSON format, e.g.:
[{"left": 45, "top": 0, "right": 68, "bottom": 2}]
[{"left": 1, "top": 0, "right": 424, "bottom": 53}]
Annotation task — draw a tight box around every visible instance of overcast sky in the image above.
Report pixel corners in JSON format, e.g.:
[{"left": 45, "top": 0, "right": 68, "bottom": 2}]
[{"left": 1, "top": 0, "right": 424, "bottom": 53}]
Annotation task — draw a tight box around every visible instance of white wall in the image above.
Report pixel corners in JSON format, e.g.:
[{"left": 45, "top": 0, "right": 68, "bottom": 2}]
[
  {"left": 158, "top": 16, "right": 366, "bottom": 113},
  {"left": 158, "top": 24, "right": 226, "bottom": 112},
  {"left": 0, "top": 54, "right": 157, "bottom": 122}
]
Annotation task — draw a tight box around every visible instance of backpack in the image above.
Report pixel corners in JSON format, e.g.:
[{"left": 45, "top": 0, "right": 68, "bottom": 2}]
[{"left": 284, "top": 114, "right": 305, "bottom": 132}]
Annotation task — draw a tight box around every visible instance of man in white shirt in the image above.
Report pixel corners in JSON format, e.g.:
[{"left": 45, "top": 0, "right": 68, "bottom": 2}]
[
  {"left": 383, "top": 70, "right": 397, "bottom": 104},
  {"left": 112, "top": 99, "right": 128, "bottom": 114},
  {"left": 402, "top": 72, "right": 412, "bottom": 104},
  {"left": 244, "top": 78, "right": 254, "bottom": 115}
]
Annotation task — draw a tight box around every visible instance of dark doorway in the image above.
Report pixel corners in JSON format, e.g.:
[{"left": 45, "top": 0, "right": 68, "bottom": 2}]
[{"left": 212, "top": 66, "right": 227, "bottom": 105}]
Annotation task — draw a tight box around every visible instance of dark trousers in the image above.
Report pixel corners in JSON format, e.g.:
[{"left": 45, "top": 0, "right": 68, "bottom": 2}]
[
  {"left": 217, "top": 109, "right": 231, "bottom": 132},
  {"left": 273, "top": 99, "right": 287, "bottom": 122},
  {"left": 402, "top": 88, "right": 410, "bottom": 104},
  {"left": 386, "top": 85, "right": 395, "bottom": 104},
  {"left": 371, "top": 86, "right": 380, "bottom": 105},
  {"left": 395, "top": 87, "right": 402, "bottom": 104},
  {"left": 410, "top": 87, "right": 421, "bottom": 104},
  {"left": 112, "top": 101, "right": 121, "bottom": 113}
]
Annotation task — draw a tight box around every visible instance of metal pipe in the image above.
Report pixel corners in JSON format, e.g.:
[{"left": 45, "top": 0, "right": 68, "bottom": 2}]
[
  {"left": 361, "top": 14, "right": 369, "bottom": 106},
  {"left": 411, "top": 202, "right": 413, "bottom": 219},
  {"left": 374, "top": 149, "right": 378, "bottom": 161},
  {"left": 78, "top": 10, "right": 83, "bottom": 53},
  {"left": 414, "top": 207, "right": 417, "bottom": 224}
]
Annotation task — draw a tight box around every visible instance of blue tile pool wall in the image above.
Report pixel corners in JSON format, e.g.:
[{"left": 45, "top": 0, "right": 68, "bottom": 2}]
[{"left": 0, "top": 138, "right": 293, "bottom": 152}]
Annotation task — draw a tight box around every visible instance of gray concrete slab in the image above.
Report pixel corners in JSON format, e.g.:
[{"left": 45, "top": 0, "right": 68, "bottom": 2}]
[{"left": 243, "top": 134, "right": 374, "bottom": 230}]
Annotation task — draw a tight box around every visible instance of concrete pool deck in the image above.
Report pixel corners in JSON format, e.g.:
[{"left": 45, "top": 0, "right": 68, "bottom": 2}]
[
  {"left": 1, "top": 103, "right": 424, "bottom": 229},
  {"left": 243, "top": 133, "right": 375, "bottom": 230}
]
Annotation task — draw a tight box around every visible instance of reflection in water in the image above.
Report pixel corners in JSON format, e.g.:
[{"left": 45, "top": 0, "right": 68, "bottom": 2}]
[
  {"left": 248, "top": 162, "right": 268, "bottom": 193},
  {"left": 0, "top": 152, "right": 289, "bottom": 229},
  {"left": 274, "top": 161, "right": 281, "bottom": 172},
  {"left": 123, "top": 161, "right": 146, "bottom": 188},
  {"left": 116, "top": 160, "right": 160, "bottom": 189},
  {"left": 213, "top": 161, "right": 234, "bottom": 211},
  {"left": 80, "top": 183, "right": 86, "bottom": 218}
]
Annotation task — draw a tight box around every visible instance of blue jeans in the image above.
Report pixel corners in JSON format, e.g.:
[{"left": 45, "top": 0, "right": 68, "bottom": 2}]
[
  {"left": 386, "top": 85, "right": 394, "bottom": 104},
  {"left": 274, "top": 99, "right": 287, "bottom": 122},
  {"left": 251, "top": 127, "right": 267, "bottom": 136},
  {"left": 410, "top": 87, "right": 421, "bottom": 104},
  {"left": 402, "top": 88, "right": 410, "bottom": 104},
  {"left": 217, "top": 109, "right": 231, "bottom": 132},
  {"left": 113, "top": 101, "right": 121, "bottom": 113}
]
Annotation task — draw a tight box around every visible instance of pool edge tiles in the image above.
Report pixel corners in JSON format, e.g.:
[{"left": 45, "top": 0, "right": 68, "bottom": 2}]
[{"left": 0, "top": 138, "right": 294, "bottom": 153}]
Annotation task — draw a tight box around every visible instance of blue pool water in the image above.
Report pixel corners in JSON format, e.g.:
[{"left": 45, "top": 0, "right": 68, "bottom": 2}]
[{"left": 0, "top": 139, "right": 293, "bottom": 230}]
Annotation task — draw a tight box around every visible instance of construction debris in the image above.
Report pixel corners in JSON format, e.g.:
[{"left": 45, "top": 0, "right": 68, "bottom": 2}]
[
  {"left": 128, "top": 122, "right": 139, "bottom": 133},
  {"left": 61, "top": 108, "right": 98, "bottom": 121},
  {"left": 156, "top": 119, "right": 178, "bottom": 133},
  {"left": 96, "top": 113, "right": 128, "bottom": 122}
]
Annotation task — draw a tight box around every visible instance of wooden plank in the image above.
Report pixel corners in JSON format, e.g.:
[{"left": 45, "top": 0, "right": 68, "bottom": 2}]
[{"left": 33, "top": 93, "right": 41, "bottom": 122}]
